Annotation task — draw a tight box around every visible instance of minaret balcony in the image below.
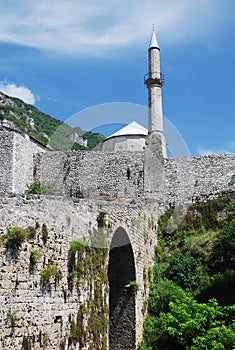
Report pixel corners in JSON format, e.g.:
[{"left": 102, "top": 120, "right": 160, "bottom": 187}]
[{"left": 144, "top": 72, "right": 164, "bottom": 87}]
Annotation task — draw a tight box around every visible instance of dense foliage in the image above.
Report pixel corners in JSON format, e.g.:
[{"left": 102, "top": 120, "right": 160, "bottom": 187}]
[{"left": 139, "top": 195, "right": 235, "bottom": 349}]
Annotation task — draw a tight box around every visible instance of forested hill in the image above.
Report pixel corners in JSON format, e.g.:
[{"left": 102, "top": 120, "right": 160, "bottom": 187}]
[
  {"left": 0, "top": 92, "right": 104, "bottom": 150},
  {"left": 139, "top": 194, "right": 235, "bottom": 350}
]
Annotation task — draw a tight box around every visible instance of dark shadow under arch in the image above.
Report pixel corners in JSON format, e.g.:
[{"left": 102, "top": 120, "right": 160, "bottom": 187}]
[{"left": 108, "top": 227, "right": 136, "bottom": 350}]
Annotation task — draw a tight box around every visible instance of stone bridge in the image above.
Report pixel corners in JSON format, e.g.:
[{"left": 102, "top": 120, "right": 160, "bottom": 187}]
[{"left": 0, "top": 194, "right": 158, "bottom": 349}]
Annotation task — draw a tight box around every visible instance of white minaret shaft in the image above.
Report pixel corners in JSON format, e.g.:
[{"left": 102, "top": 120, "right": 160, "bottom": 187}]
[{"left": 145, "top": 30, "right": 167, "bottom": 158}]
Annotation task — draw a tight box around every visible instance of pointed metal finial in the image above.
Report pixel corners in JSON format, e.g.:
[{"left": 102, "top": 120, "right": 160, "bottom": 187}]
[{"left": 149, "top": 27, "right": 159, "bottom": 48}]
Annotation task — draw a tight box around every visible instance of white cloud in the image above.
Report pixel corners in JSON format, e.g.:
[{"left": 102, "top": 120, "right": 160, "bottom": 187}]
[
  {"left": 0, "top": 81, "right": 37, "bottom": 105},
  {"left": 0, "top": 0, "right": 234, "bottom": 55}
]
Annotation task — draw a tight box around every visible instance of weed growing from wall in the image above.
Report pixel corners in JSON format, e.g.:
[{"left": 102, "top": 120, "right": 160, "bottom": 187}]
[
  {"left": 8, "top": 311, "right": 21, "bottom": 328},
  {"left": 70, "top": 240, "right": 84, "bottom": 253},
  {"left": 25, "top": 182, "right": 57, "bottom": 195},
  {"left": 97, "top": 210, "right": 107, "bottom": 228},
  {"left": 67, "top": 234, "right": 109, "bottom": 349},
  {"left": 40, "top": 261, "right": 61, "bottom": 286},
  {"left": 30, "top": 248, "right": 42, "bottom": 265},
  {"left": 5, "top": 227, "right": 27, "bottom": 250},
  {"left": 42, "top": 224, "right": 48, "bottom": 244},
  {"left": 68, "top": 305, "right": 87, "bottom": 347},
  {"left": 129, "top": 280, "right": 140, "bottom": 292}
]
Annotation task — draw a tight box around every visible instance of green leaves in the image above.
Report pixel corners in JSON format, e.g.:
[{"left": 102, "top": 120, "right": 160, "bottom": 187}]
[
  {"left": 25, "top": 182, "right": 57, "bottom": 195},
  {"left": 166, "top": 252, "right": 202, "bottom": 291},
  {"left": 210, "top": 219, "right": 235, "bottom": 272},
  {"left": 139, "top": 196, "right": 235, "bottom": 350},
  {"left": 69, "top": 240, "right": 85, "bottom": 253},
  {"left": 5, "top": 227, "right": 27, "bottom": 249},
  {"left": 163, "top": 293, "right": 235, "bottom": 349}
]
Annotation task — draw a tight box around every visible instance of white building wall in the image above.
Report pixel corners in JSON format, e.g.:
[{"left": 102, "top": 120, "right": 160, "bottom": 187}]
[{"left": 102, "top": 135, "right": 146, "bottom": 152}]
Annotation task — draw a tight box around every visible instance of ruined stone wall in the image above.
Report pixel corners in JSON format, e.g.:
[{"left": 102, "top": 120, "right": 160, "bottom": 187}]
[
  {"left": 34, "top": 151, "right": 145, "bottom": 199},
  {"left": 0, "top": 194, "right": 157, "bottom": 350}
]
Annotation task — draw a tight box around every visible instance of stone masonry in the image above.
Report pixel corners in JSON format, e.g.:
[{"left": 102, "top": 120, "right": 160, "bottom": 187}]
[
  {"left": 0, "top": 194, "right": 157, "bottom": 349},
  {"left": 0, "top": 125, "right": 235, "bottom": 349}
]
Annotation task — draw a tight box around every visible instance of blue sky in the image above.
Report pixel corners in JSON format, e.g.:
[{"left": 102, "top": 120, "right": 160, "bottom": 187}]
[{"left": 0, "top": 0, "right": 235, "bottom": 156}]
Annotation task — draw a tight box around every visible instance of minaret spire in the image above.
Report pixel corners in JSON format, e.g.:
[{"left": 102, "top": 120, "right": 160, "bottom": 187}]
[
  {"left": 149, "top": 27, "right": 159, "bottom": 49},
  {"left": 144, "top": 29, "right": 167, "bottom": 158}
]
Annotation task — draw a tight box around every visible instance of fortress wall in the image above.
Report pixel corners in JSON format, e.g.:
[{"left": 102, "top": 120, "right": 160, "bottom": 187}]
[
  {"left": 34, "top": 148, "right": 235, "bottom": 205},
  {"left": 0, "top": 195, "right": 157, "bottom": 349},
  {"left": 0, "top": 129, "right": 47, "bottom": 194},
  {"left": 0, "top": 130, "right": 14, "bottom": 192},
  {"left": 13, "top": 133, "right": 46, "bottom": 193},
  {"left": 164, "top": 154, "right": 235, "bottom": 204},
  {"left": 34, "top": 151, "right": 67, "bottom": 195},
  {"left": 35, "top": 151, "right": 145, "bottom": 199}
]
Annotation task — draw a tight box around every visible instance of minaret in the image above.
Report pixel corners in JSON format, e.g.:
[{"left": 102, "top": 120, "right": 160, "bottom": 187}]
[{"left": 144, "top": 29, "right": 167, "bottom": 158}]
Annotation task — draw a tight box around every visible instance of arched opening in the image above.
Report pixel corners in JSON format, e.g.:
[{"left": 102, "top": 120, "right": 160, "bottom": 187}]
[{"left": 108, "top": 227, "right": 136, "bottom": 350}]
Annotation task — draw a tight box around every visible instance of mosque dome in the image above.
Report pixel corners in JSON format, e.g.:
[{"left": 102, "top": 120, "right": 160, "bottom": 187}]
[{"left": 102, "top": 121, "right": 148, "bottom": 151}]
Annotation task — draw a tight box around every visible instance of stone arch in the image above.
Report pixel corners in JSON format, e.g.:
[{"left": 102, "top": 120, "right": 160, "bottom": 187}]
[{"left": 108, "top": 227, "right": 136, "bottom": 350}]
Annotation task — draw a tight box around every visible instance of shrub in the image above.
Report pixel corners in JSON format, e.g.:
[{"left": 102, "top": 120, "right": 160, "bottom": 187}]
[
  {"left": 40, "top": 262, "right": 60, "bottom": 283},
  {"left": 5, "top": 227, "right": 27, "bottom": 249},
  {"left": 210, "top": 220, "right": 235, "bottom": 272},
  {"left": 25, "top": 182, "right": 57, "bottom": 195},
  {"left": 25, "top": 182, "right": 42, "bottom": 195},
  {"left": 70, "top": 240, "right": 85, "bottom": 253},
  {"left": 30, "top": 248, "right": 42, "bottom": 265},
  {"left": 165, "top": 251, "right": 202, "bottom": 291},
  {"left": 130, "top": 280, "right": 140, "bottom": 291}
]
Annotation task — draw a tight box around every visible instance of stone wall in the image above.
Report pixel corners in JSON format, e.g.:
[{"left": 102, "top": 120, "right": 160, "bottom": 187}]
[
  {"left": 34, "top": 151, "right": 145, "bottom": 199},
  {"left": 0, "top": 130, "right": 14, "bottom": 192},
  {"left": 0, "top": 194, "right": 157, "bottom": 350},
  {"left": 0, "top": 128, "right": 46, "bottom": 194},
  {"left": 34, "top": 149, "right": 235, "bottom": 206},
  {"left": 164, "top": 154, "right": 235, "bottom": 205},
  {"left": 1, "top": 128, "right": 235, "bottom": 349},
  {"left": 13, "top": 133, "right": 46, "bottom": 193}
]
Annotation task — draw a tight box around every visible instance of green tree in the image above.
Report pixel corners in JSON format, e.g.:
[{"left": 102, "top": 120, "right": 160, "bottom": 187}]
[
  {"left": 166, "top": 252, "right": 202, "bottom": 291},
  {"left": 163, "top": 291, "right": 235, "bottom": 350},
  {"left": 210, "top": 219, "right": 235, "bottom": 272}
]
